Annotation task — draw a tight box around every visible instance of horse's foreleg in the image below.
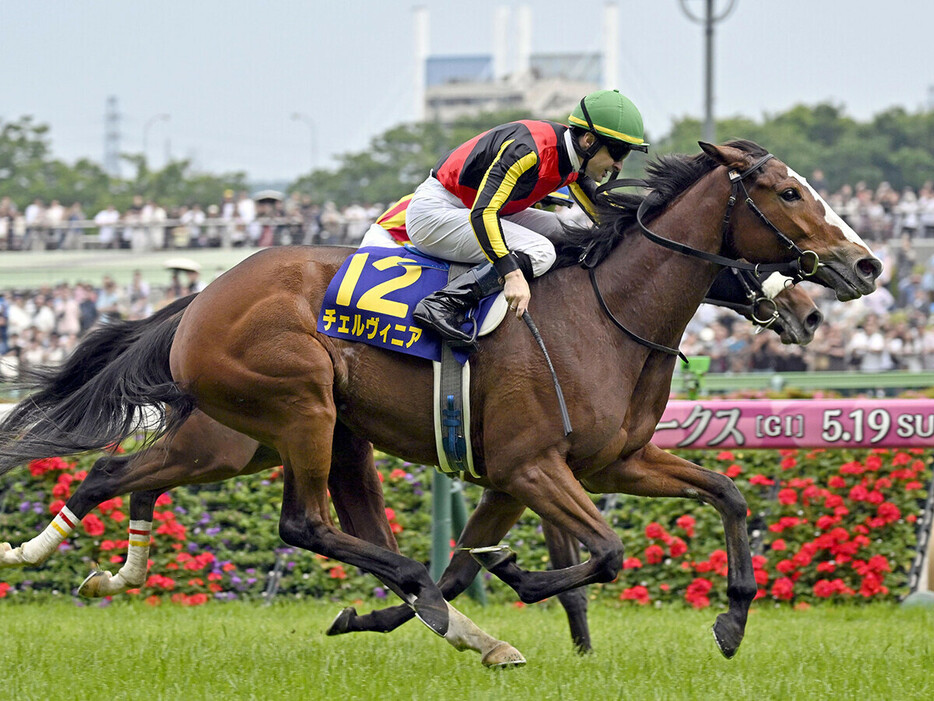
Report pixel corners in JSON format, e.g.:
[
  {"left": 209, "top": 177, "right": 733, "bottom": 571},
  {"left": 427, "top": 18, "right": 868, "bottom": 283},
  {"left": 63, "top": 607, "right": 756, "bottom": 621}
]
[
  {"left": 475, "top": 447, "right": 624, "bottom": 603},
  {"left": 542, "top": 521, "right": 591, "bottom": 654},
  {"left": 582, "top": 442, "right": 756, "bottom": 659}
]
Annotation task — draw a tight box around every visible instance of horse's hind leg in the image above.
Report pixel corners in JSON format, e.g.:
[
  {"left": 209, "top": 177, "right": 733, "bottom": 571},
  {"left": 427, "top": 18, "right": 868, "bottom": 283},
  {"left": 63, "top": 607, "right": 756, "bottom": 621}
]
[
  {"left": 542, "top": 520, "right": 592, "bottom": 654},
  {"left": 327, "top": 484, "right": 527, "bottom": 666},
  {"left": 582, "top": 442, "right": 757, "bottom": 659},
  {"left": 1, "top": 453, "right": 138, "bottom": 568},
  {"left": 274, "top": 394, "right": 450, "bottom": 636}
]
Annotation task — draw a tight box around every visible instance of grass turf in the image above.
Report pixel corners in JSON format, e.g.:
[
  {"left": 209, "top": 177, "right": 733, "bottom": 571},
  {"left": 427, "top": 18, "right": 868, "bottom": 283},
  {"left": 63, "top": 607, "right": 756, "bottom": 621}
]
[{"left": 0, "top": 599, "right": 931, "bottom": 700}]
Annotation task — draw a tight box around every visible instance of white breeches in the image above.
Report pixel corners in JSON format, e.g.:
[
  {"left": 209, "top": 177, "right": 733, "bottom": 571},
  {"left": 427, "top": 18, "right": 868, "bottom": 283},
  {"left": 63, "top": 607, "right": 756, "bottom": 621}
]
[{"left": 406, "top": 176, "right": 562, "bottom": 277}]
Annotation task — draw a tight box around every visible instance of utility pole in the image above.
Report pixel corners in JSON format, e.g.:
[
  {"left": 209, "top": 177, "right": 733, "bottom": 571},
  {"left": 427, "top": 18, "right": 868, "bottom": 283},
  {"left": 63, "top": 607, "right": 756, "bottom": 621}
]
[{"left": 679, "top": 0, "right": 737, "bottom": 143}]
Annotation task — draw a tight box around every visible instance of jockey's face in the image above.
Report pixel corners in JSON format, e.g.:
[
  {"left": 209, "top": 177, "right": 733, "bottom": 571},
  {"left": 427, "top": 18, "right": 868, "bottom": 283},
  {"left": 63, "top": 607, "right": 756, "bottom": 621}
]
[{"left": 588, "top": 145, "right": 625, "bottom": 182}]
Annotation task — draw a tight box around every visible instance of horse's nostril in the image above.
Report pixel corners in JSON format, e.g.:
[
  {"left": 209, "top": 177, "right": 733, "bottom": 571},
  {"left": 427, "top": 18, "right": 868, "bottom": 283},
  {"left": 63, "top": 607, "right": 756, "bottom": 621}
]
[
  {"left": 858, "top": 257, "right": 883, "bottom": 281},
  {"left": 806, "top": 310, "right": 823, "bottom": 331}
]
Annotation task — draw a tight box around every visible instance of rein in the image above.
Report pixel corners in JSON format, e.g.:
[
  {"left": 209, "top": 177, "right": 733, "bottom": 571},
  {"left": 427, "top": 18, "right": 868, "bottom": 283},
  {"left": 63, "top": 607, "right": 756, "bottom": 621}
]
[{"left": 581, "top": 153, "right": 815, "bottom": 360}]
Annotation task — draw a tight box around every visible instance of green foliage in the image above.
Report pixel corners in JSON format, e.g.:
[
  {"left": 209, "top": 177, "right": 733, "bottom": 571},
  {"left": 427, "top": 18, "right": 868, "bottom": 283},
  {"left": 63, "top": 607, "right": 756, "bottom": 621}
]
[
  {"left": 0, "top": 116, "right": 247, "bottom": 212},
  {"left": 0, "top": 445, "right": 929, "bottom": 610}
]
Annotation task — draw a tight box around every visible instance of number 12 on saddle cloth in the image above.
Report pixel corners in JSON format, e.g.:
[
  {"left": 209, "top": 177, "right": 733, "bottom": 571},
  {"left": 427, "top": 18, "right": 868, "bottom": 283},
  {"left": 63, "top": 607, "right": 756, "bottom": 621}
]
[{"left": 317, "top": 246, "right": 500, "bottom": 364}]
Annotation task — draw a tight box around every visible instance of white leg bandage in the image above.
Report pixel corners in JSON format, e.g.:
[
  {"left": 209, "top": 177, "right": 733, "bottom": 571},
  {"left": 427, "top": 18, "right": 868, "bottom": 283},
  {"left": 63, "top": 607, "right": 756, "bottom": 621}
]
[
  {"left": 114, "top": 520, "right": 152, "bottom": 587},
  {"left": 1, "top": 506, "right": 79, "bottom": 566}
]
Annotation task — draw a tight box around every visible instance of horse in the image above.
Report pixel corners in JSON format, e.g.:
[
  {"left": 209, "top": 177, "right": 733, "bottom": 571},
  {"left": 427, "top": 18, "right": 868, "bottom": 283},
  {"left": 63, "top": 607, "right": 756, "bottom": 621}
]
[
  {"left": 1, "top": 267, "right": 820, "bottom": 654},
  {"left": 0, "top": 140, "right": 880, "bottom": 662}
]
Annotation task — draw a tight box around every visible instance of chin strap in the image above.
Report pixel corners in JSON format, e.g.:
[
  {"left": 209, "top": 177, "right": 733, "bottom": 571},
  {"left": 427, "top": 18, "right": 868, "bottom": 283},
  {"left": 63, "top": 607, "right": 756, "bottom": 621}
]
[{"left": 574, "top": 98, "right": 607, "bottom": 175}]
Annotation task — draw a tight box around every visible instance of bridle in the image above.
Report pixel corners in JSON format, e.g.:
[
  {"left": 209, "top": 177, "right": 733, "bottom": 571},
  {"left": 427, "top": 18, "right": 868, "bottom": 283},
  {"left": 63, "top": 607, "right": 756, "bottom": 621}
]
[
  {"left": 705, "top": 267, "right": 782, "bottom": 330},
  {"left": 580, "top": 153, "right": 820, "bottom": 359}
]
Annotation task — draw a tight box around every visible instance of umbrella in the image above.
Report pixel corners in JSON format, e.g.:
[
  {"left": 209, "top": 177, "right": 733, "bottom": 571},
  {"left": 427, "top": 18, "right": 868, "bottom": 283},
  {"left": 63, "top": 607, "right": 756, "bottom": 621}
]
[
  {"left": 252, "top": 190, "right": 284, "bottom": 203},
  {"left": 163, "top": 257, "right": 202, "bottom": 273}
]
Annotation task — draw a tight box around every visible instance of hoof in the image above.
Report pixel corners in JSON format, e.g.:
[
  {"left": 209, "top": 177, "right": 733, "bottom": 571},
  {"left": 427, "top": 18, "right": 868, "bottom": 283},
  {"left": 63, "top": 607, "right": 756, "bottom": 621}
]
[
  {"left": 78, "top": 570, "right": 109, "bottom": 598},
  {"left": 712, "top": 613, "right": 744, "bottom": 659},
  {"left": 326, "top": 607, "right": 357, "bottom": 636},
  {"left": 413, "top": 588, "right": 449, "bottom": 637},
  {"left": 470, "top": 546, "right": 516, "bottom": 572},
  {"left": 0, "top": 542, "right": 20, "bottom": 567},
  {"left": 481, "top": 641, "right": 526, "bottom": 668}
]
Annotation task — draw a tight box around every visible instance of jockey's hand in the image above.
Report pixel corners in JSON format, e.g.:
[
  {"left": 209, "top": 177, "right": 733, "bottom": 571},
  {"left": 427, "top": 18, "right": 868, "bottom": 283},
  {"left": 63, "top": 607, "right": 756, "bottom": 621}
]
[{"left": 504, "top": 269, "right": 530, "bottom": 319}]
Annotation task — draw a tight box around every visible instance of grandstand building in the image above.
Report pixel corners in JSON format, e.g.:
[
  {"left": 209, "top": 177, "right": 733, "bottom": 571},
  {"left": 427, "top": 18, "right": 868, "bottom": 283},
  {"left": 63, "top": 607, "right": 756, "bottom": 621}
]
[{"left": 414, "top": 3, "right": 619, "bottom": 124}]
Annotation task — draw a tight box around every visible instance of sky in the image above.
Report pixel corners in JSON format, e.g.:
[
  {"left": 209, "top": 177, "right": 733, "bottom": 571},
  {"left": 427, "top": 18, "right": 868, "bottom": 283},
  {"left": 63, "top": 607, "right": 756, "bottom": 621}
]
[{"left": 2, "top": 1, "right": 932, "bottom": 183}]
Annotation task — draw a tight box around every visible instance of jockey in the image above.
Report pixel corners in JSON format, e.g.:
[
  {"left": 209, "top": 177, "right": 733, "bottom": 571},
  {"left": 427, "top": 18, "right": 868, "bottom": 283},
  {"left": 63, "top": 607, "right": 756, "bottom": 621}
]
[{"left": 409, "top": 89, "right": 648, "bottom": 345}]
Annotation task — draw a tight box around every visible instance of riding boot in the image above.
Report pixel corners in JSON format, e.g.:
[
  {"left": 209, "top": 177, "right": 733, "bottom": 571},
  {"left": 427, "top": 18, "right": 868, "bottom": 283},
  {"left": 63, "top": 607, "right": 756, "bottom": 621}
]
[{"left": 413, "top": 262, "right": 504, "bottom": 345}]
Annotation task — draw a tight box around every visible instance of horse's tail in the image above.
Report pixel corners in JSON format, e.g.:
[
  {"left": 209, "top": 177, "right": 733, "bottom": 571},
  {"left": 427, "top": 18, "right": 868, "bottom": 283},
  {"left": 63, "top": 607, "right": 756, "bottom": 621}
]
[{"left": 0, "top": 295, "right": 199, "bottom": 476}]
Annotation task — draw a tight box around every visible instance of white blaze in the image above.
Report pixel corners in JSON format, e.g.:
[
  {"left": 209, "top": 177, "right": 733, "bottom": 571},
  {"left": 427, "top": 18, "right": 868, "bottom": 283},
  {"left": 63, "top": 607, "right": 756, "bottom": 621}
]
[
  {"left": 761, "top": 272, "right": 791, "bottom": 300},
  {"left": 786, "top": 166, "right": 874, "bottom": 255}
]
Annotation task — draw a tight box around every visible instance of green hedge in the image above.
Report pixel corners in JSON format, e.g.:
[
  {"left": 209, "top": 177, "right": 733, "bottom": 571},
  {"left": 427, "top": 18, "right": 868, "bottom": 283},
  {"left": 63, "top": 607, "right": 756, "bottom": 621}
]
[{"left": 0, "top": 445, "right": 930, "bottom": 609}]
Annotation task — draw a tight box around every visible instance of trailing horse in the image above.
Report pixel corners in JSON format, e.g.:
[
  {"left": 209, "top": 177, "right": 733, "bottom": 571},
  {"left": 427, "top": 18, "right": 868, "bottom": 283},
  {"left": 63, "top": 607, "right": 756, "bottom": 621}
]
[{"left": 0, "top": 141, "right": 879, "bottom": 662}]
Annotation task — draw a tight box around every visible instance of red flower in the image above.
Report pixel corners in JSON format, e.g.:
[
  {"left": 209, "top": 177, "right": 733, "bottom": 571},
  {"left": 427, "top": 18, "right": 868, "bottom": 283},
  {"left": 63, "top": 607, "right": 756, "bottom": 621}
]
[
  {"left": 669, "top": 537, "right": 688, "bottom": 558},
  {"left": 619, "top": 585, "right": 650, "bottom": 605},
  {"left": 184, "top": 593, "right": 209, "bottom": 606},
  {"left": 771, "top": 577, "right": 794, "bottom": 600},
  {"left": 685, "top": 578, "right": 713, "bottom": 609},
  {"left": 848, "top": 485, "right": 870, "bottom": 501},
  {"left": 776, "top": 558, "right": 796, "bottom": 574},
  {"left": 145, "top": 595, "right": 161, "bottom": 606},
  {"left": 864, "top": 455, "right": 882, "bottom": 471},
  {"left": 905, "top": 481, "right": 923, "bottom": 491},
  {"left": 645, "top": 522, "right": 671, "bottom": 543},
  {"left": 771, "top": 539, "right": 787, "bottom": 551},
  {"left": 749, "top": 474, "right": 775, "bottom": 486},
  {"left": 859, "top": 572, "right": 888, "bottom": 597},
  {"left": 725, "top": 464, "right": 742, "bottom": 478},
  {"left": 644, "top": 544, "right": 664, "bottom": 565},
  {"left": 390, "top": 468, "right": 407, "bottom": 479},
  {"left": 82, "top": 514, "right": 105, "bottom": 537},
  {"left": 675, "top": 514, "right": 696, "bottom": 538},
  {"left": 876, "top": 502, "right": 901, "bottom": 524},
  {"left": 816, "top": 561, "right": 836, "bottom": 573},
  {"left": 816, "top": 515, "right": 841, "bottom": 530},
  {"left": 48, "top": 499, "right": 66, "bottom": 516},
  {"left": 777, "top": 488, "right": 797, "bottom": 505},
  {"left": 384, "top": 507, "right": 396, "bottom": 521},
  {"left": 155, "top": 493, "right": 172, "bottom": 506},
  {"left": 716, "top": 451, "right": 735, "bottom": 461},
  {"left": 622, "top": 557, "right": 643, "bottom": 570},
  {"left": 754, "top": 569, "right": 769, "bottom": 585},
  {"left": 329, "top": 565, "right": 347, "bottom": 580},
  {"left": 0, "top": 582, "right": 10, "bottom": 598},
  {"left": 828, "top": 475, "right": 846, "bottom": 489},
  {"left": 780, "top": 456, "right": 797, "bottom": 470}
]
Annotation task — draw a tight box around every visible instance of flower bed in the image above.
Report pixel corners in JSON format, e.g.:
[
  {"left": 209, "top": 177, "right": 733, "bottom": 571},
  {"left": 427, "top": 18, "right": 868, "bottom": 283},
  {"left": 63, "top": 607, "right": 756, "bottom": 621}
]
[{"left": 0, "top": 445, "right": 929, "bottom": 608}]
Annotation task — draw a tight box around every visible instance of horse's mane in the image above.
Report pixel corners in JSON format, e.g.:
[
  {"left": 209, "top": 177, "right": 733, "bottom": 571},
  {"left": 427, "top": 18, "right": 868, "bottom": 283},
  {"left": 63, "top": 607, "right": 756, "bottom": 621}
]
[{"left": 553, "top": 139, "right": 769, "bottom": 269}]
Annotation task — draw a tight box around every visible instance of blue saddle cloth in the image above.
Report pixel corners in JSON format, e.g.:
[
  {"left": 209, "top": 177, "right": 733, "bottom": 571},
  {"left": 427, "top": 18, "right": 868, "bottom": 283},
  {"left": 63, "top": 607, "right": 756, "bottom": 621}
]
[{"left": 317, "top": 246, "right": 498, "bottom": 364}]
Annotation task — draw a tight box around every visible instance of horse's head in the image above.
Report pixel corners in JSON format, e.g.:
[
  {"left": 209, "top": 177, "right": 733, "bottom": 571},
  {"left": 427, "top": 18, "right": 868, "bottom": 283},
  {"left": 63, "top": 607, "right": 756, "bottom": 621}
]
[
  {"left": 762, "top": 273, "right": 823, "bottom": 345},
  {"left": 700, "top": 141, "right": 882, "bottom": 301}
]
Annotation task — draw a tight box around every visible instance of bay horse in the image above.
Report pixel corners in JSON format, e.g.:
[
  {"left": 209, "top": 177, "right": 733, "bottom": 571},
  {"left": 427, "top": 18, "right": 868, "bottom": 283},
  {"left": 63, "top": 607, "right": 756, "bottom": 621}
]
[
  {"left": 0, "top": 141, "right": 879, "bottom": 662},
  {"left": 0, "top": 267, "right": 820, "bottom": 656}
]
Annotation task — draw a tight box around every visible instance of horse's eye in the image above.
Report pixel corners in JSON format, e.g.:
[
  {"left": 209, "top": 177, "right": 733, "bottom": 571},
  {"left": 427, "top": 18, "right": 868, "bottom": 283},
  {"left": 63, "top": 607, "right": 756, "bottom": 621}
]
[{"left": 780, "top": 188, "right": 801, "bottom": 202}]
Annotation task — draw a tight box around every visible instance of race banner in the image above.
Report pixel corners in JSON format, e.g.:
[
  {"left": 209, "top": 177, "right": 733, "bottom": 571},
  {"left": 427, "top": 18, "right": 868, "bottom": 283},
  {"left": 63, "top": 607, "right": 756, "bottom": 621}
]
[{"left": 653, "top": 399, "right": 934, "bottom": 449}]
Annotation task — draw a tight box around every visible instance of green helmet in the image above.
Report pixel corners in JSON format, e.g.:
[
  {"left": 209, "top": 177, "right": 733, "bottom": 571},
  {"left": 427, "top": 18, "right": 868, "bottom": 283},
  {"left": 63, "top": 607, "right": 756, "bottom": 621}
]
[{"left": 568, "top": 89, "right": 648, "bottom": 153}]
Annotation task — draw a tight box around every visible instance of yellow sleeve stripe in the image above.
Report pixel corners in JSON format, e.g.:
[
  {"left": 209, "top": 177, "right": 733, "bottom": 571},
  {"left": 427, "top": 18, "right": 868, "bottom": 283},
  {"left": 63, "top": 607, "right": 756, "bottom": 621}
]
[
  {"left": 473, "top": 142, "right": 539, "bottom": 259},
  {"left": 568, "top": 181, "right": 598, "bottom": 223}
]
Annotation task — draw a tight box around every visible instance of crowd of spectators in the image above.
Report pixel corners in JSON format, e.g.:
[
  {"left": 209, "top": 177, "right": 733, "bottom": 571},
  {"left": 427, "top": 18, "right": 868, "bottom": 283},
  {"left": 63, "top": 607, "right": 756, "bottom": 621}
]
[
  {"left": 4, "top": 174, "right": 934, "bottom": 381},
  {"left": 0, "top": 191, "right": 386, "bottom": 252}
]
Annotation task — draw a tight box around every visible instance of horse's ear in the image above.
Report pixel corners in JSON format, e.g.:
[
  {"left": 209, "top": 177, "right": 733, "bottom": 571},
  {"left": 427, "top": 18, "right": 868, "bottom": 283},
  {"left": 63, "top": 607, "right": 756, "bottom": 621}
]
[{"left": 698, "top": 141, "right": 748, "bottom": 170}]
